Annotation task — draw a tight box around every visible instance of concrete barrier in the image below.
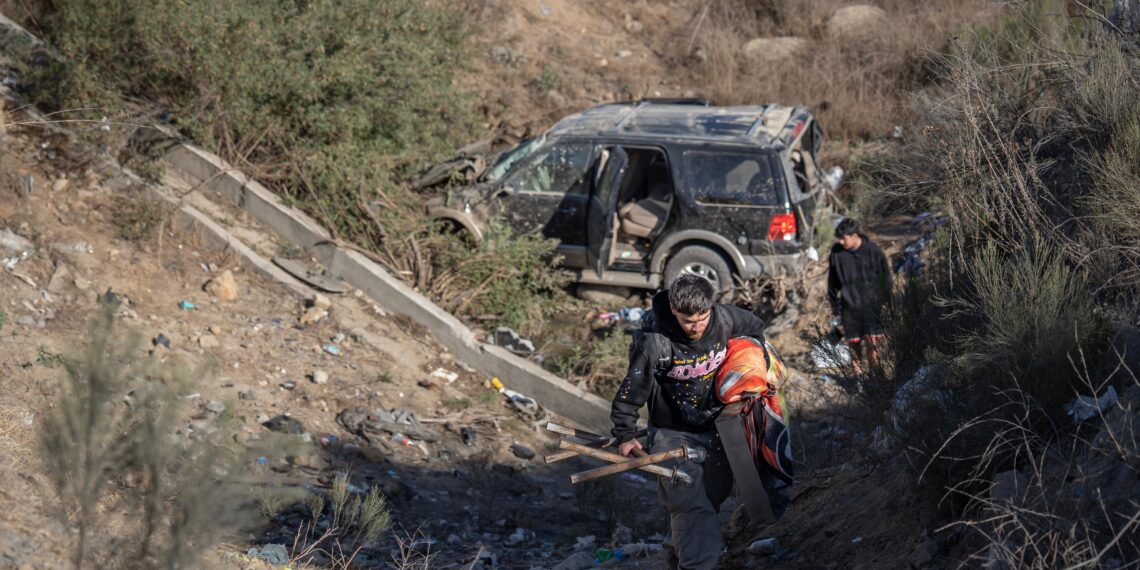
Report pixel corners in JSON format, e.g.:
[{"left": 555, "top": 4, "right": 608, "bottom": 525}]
[{"left": 158, "top": 141, "right": 614, "bottom": 430}]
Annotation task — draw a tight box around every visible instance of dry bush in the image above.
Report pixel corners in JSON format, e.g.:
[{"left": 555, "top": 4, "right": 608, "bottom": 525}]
[
  {"left": 933, "top": 356, "right": 1140, "bottom": 568},
  {"left": 680, "top": 0, "right": 1000, "bottom": 140}
]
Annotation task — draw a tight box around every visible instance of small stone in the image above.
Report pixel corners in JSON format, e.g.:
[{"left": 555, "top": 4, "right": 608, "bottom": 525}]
[
  {"left": 311, "top": 370, "right": 329, "bottom": 384},
  {"left": 205, "top": 400, "right": 226, "bottom": 414},
  {"left": 204, "top": 270, "right": 239, "bottom": 301},
  {"left": 17, "top": 315, "right": 35, "bottom": 327},
  {"left": 310, "top": 293, "right": 331, "bottom": 311},
  {"left": 616, "top": 49, "right": 633, "bottom": 58},
  {"left": 509, "top": 443, "right": 535, "bottom": 460},
  {"left": 909, "top": 538, "right": 936, "bottom": 568},
  {"left": 51, "top": 178, "right": 69, "bottom": 193},
  {"left": 239, "top": 390, "right": 256, "bottom": 401},
  {"left": 198, "top": 334, "right": 220, "bottom": 348},
  {"left": 73, "top": 276, "right": 91, "bottom": 291},
  {"left": 299, "top": 307, "right": 328, "bottom": 325},
  {"left": 281, "top": 381, "right": 296, "bottom": 390},
  {"left": 209, "top": 324, "right": 223, "bottom": 335},
  {"left": 47, "top": 263, "right": 71, "bottom": 293}
]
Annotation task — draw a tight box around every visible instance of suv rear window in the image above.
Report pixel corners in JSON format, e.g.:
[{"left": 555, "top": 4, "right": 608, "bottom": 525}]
[{"left": 682, "top": 150, "right": 778, "bottom": 206}]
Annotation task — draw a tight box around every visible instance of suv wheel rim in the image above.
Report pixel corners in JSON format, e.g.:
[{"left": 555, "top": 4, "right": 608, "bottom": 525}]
[{"left": 681, "top": 263, "right": 721, "bottom": 291}]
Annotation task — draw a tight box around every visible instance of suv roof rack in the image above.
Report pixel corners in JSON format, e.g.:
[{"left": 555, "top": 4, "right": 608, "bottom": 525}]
[{"left": 620, "top": 97, "right": 714, "bottom": 107}]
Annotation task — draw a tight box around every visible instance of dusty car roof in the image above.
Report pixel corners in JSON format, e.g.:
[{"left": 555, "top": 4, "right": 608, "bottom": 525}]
[{"left": 547, "top": 102, "right": 808, "bottom": 146}]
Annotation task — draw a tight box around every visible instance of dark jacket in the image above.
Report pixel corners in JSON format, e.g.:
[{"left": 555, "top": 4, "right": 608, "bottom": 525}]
[
  {"left": 827, "top": 235, "right": 890, "bottom": 317},
  {"left": 610, "top": 291, "right": 766, "bottom": 442}
]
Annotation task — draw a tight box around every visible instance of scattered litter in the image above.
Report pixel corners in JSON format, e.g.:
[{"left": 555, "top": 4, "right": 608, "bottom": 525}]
[
  {"left": 506, "top": 528, "right": 531, "bottom": 546},
  {"left": 575, "top": 535, "right": 597, "bottom": 548},
  {"left": 247, "top": 544, "right": 288, "bottom": 565},
  {"left": 748, "top": 538, "right": 780, "bottom": 555},
  {"left": 255, "top": 456, "right": 269, "bottom": 465},
  {"left": 891, "top": 366, "right": 953, "bottom": 434},
  {"left": 178, "top": 300, "right": 197, "bottom": 310},
  {"left": 153, "top": 333, "right": 172, "bottom": 349},
  {"left": 489, "top": 377, "right": 540, "bottom": 417},
  {"left": 460, "top": 426, "right": 477, "bottom": 446},
  {"left": 391, "top": 433, "right": 413, "bottom": 446},
  {"left": 323, "top": 344, "right": 342, "bottom": 356},
  {"left": 487, "top": 326, "right": 536, "bottom": 356},
  {"left": 1065, "top": 386, "right": 1119, "bottom": 424},
  {"left": 618, "top": 543, "right": 663, "bottom": 558},
  {"left": 824, "top": 165, "right": 845, "bottom": 191},
  {"left": 852, "top": 536, "right": 863, "bottom": 544},
  {"left": 337, "top": 407, "right": 439, "bottom": 442},
  {"left": 281, "top": 381, "right": 296, "bottom": 390},
  {"left": 320, "top": 435, "right": 339, "bottom": 448},
  {"left": 810, "top": 341, "right": 851, "bottom": 369},
  {"left": 430, "top": 368, "right": 459, "bottom": 383}
]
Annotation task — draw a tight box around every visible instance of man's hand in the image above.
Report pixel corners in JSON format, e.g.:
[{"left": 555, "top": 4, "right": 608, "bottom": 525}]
[{"left": 618, "top": 438, "right": 644, "bottom": 457}]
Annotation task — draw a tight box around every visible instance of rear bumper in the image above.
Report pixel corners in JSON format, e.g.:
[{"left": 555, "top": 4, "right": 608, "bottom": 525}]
[{"left": 740, "top": 251, "right": 808, "bottom": 279}]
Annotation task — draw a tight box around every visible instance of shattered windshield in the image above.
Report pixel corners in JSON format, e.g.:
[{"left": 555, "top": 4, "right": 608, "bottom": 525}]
[{"left": 485, "top": 135, "right": 547, "bottom": 182}]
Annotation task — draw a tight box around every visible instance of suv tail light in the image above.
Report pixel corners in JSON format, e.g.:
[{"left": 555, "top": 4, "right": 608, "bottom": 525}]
[{"left": 767, "top": 212, "right": 797, "bottom": 241}]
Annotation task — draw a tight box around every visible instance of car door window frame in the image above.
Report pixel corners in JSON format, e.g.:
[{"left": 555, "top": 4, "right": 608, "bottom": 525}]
[{"left": 503, "top": 140, "right": 595, "bottom": 196}]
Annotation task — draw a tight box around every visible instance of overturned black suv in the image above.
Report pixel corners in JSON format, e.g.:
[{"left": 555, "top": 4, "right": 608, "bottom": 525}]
[{"left": 426, "top": 100, "right": 836, "bottom": 295}]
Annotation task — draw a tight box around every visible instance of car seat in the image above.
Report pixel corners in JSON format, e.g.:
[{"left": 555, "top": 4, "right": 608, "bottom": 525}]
[{"left": 619, "top": 157, "right": 673, "bottom": 238}]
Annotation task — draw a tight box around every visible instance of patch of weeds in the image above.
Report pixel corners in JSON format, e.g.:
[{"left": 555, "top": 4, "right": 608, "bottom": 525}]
[
  {"left": 442, "top": 397, "right": 471, "bottom": 411},
  {"left": 276, "top": 242, "right": 304, "bottom": 259},
  {"left": 0, "top": 309, "right": 5, "bottom": 332},
  {"left": 476, "top": 389, "right": 501, "bottom": 408},
  {"left": 36, "top": 346, "right": 63, "bottom": 368},
  {"left": 536, "top": 65, "right": 561, "bottom": 91},
  {"left": 376, "top": 371, "right": 393, "bottom": 384},
  {"left": 113, "top": 191, "right": 168, "bottom": 241}
]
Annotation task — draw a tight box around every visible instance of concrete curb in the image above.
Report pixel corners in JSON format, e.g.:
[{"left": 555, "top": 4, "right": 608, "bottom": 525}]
[{"left": 157, "top": 140, "right": 614, "bottom": 430}]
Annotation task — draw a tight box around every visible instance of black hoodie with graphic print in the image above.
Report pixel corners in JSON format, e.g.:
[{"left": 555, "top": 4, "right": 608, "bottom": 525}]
[{"left": 610, "top": 291, "right": 767, "bottom": 442}]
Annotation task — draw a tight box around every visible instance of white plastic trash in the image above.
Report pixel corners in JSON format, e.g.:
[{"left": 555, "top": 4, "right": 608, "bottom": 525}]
[{"left": 1065, "top": 386, "right": 1119, "bottom": 424}]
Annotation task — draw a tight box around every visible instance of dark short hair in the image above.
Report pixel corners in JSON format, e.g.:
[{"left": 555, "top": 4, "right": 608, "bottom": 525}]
[
  {"left": 835, "top": 218, "right": 861, "bottom": 238},
  {"left": 669, "top": 274, "right": 715, "bottom": 315}
]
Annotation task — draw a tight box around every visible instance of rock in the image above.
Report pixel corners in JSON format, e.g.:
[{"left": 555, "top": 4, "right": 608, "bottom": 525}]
[
  {"left": 546, "top": 90, "right": 568, "bottom": 108},
  {"left": 299, "top": 306, "right": 328, "bottom": 325},
  {"left": 73, "top": 276, "right": 91, "bottom": 291},
  {"left": 743, "top": 37, "right": 806, "bottom": 63},
  {"left": 748, "top": 537, "right": 780, "bottom": 555},
  {"left": 47, "top": 263, "right": 70, "bottom": 293},
  {"left": 263, "top": 414, "right": 304, "bottom": 434},
  {"left": 51, "top": 178, "right": 69, "bottom": 193},
  {"left": 576, "top": 284, "right": 633, "bottom": 305},
  {"left": 616, "top": 49, "right": 633, "bottom": 58},
  {"left": 611, "top": 524, "right": 633, "bottom": 546},
  {"left": 282, "top": 381, "right": 296, "bottom": 390},
  {"left": 625, "top": 20, "right": 643, "bottom": 33},
  {"left": 239, "top": 389, "right": 256, "bottom": 401},
  {"left": 0, "top": 228, "right": 33, "bottom": 257},
  {"left": 553, "top": 551, "right": 595, "bottom": 570},
  {"left": 827, "top": 5, "right": 888, "bottom": 39},
  {"left": 205, "top": 400, "right": 226, "bottom": 414},
  {"left": 204, "top": 270, "right": 239, "bottom": 301},
  {"left": 505, "top": 527, "right": 529, "bottom": 545},
  {"left": 510, "top": 443, "right": 535, "bottom": 460},
  {"left": 17, "top": 315, "right": 35, "bottom": 327},
  {"left": 247, "top": 544, "right": 289, "bottom": 565},
  {"left": 309, "top": 293, "right": 331, "bottom": 311},
  {"left": 198, "top": 334, "right": 220, "bottom": 349},
  {"left": 311, "top": 370, "right": 329, "bottom": 384}
]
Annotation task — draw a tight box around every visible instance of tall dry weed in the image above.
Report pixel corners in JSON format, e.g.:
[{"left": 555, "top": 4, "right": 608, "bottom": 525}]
[{"left": 40, "top": 294, "right": 270, "bottom": 569}]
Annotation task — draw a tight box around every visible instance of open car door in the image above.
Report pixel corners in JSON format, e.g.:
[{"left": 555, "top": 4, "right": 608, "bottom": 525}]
[{"left": 586, "top": 147, "right": 628, "bottom": 279}]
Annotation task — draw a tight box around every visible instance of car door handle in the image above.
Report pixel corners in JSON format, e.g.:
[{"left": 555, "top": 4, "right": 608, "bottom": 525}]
[{"left": 557, "top": 206, "right": 577, "bottom": 215}]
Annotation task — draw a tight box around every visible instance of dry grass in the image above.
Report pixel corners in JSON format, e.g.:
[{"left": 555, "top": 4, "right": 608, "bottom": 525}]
[{"left": 679, "top": 0, "right": 1002, "bottom": 140}]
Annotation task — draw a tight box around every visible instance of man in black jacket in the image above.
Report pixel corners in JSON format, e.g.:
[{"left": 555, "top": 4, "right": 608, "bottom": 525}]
[
  {"left": 611, "top": 274, "right": 780, "bottom": 570},
  {"left": 827, "top": 218, "right": 890, "bottom": 372}
]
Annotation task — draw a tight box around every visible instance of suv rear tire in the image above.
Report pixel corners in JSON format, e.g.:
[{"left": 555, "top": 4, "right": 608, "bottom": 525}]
[{"left": 664, "top": 246, "right": 733, "bottom": 296}]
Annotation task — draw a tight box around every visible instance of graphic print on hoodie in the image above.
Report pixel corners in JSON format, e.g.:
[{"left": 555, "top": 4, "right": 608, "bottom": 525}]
[{"left": 610, "top": 291, "right": 767, "bottom": 441}]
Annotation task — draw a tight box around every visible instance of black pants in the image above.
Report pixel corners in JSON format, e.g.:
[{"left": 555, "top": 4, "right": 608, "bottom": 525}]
[{"left": 649, "top": 426, "right": 733, "bottom": 570}]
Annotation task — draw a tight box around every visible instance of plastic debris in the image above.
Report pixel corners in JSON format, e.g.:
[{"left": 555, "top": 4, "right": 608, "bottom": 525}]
[
  {"left": 319, "top": 435, "right": 338, "bottom": 448},
  {"left": 178, "top": 300, "right": 197, "bottom": 310},
  {"left": 323, "top": 344, "right": 342, "bottom": 356},
  {"left": 255, "top": 456, "right": 269, "bottom": 465},
  {"left": 489, "top": 377, "right": 540, "bottom": 417},
  {"left": 810, "top": 340, "right": 851, "bottom": 369},
  {"left": 153, "top": 333, "right": 172, "bottom": 349},
  {"left": 824, "top": 165, "right": 845, "bottom": 191},
  {"left": 1065, "top": 386, "right": 1119, "bottom": 424},
  {"left": 487, "top": 326, "right": 536, "bottom": 356},
  {"left": 262, "top": 414, "right": 305, "bottom": 434},
  {"left": 430, "top": 368, "right": 459, "bottom": 383},
  {"left": 852, "top": 536, "right": 863, "bottom": 544}
]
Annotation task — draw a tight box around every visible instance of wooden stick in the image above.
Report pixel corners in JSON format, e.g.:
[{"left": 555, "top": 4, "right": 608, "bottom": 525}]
[
  {"left": 570, "top": 446, "right": 693, "bottom": 484},
  {"left": 558, "top": 441, "right": 691, "bottom": 485}
]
